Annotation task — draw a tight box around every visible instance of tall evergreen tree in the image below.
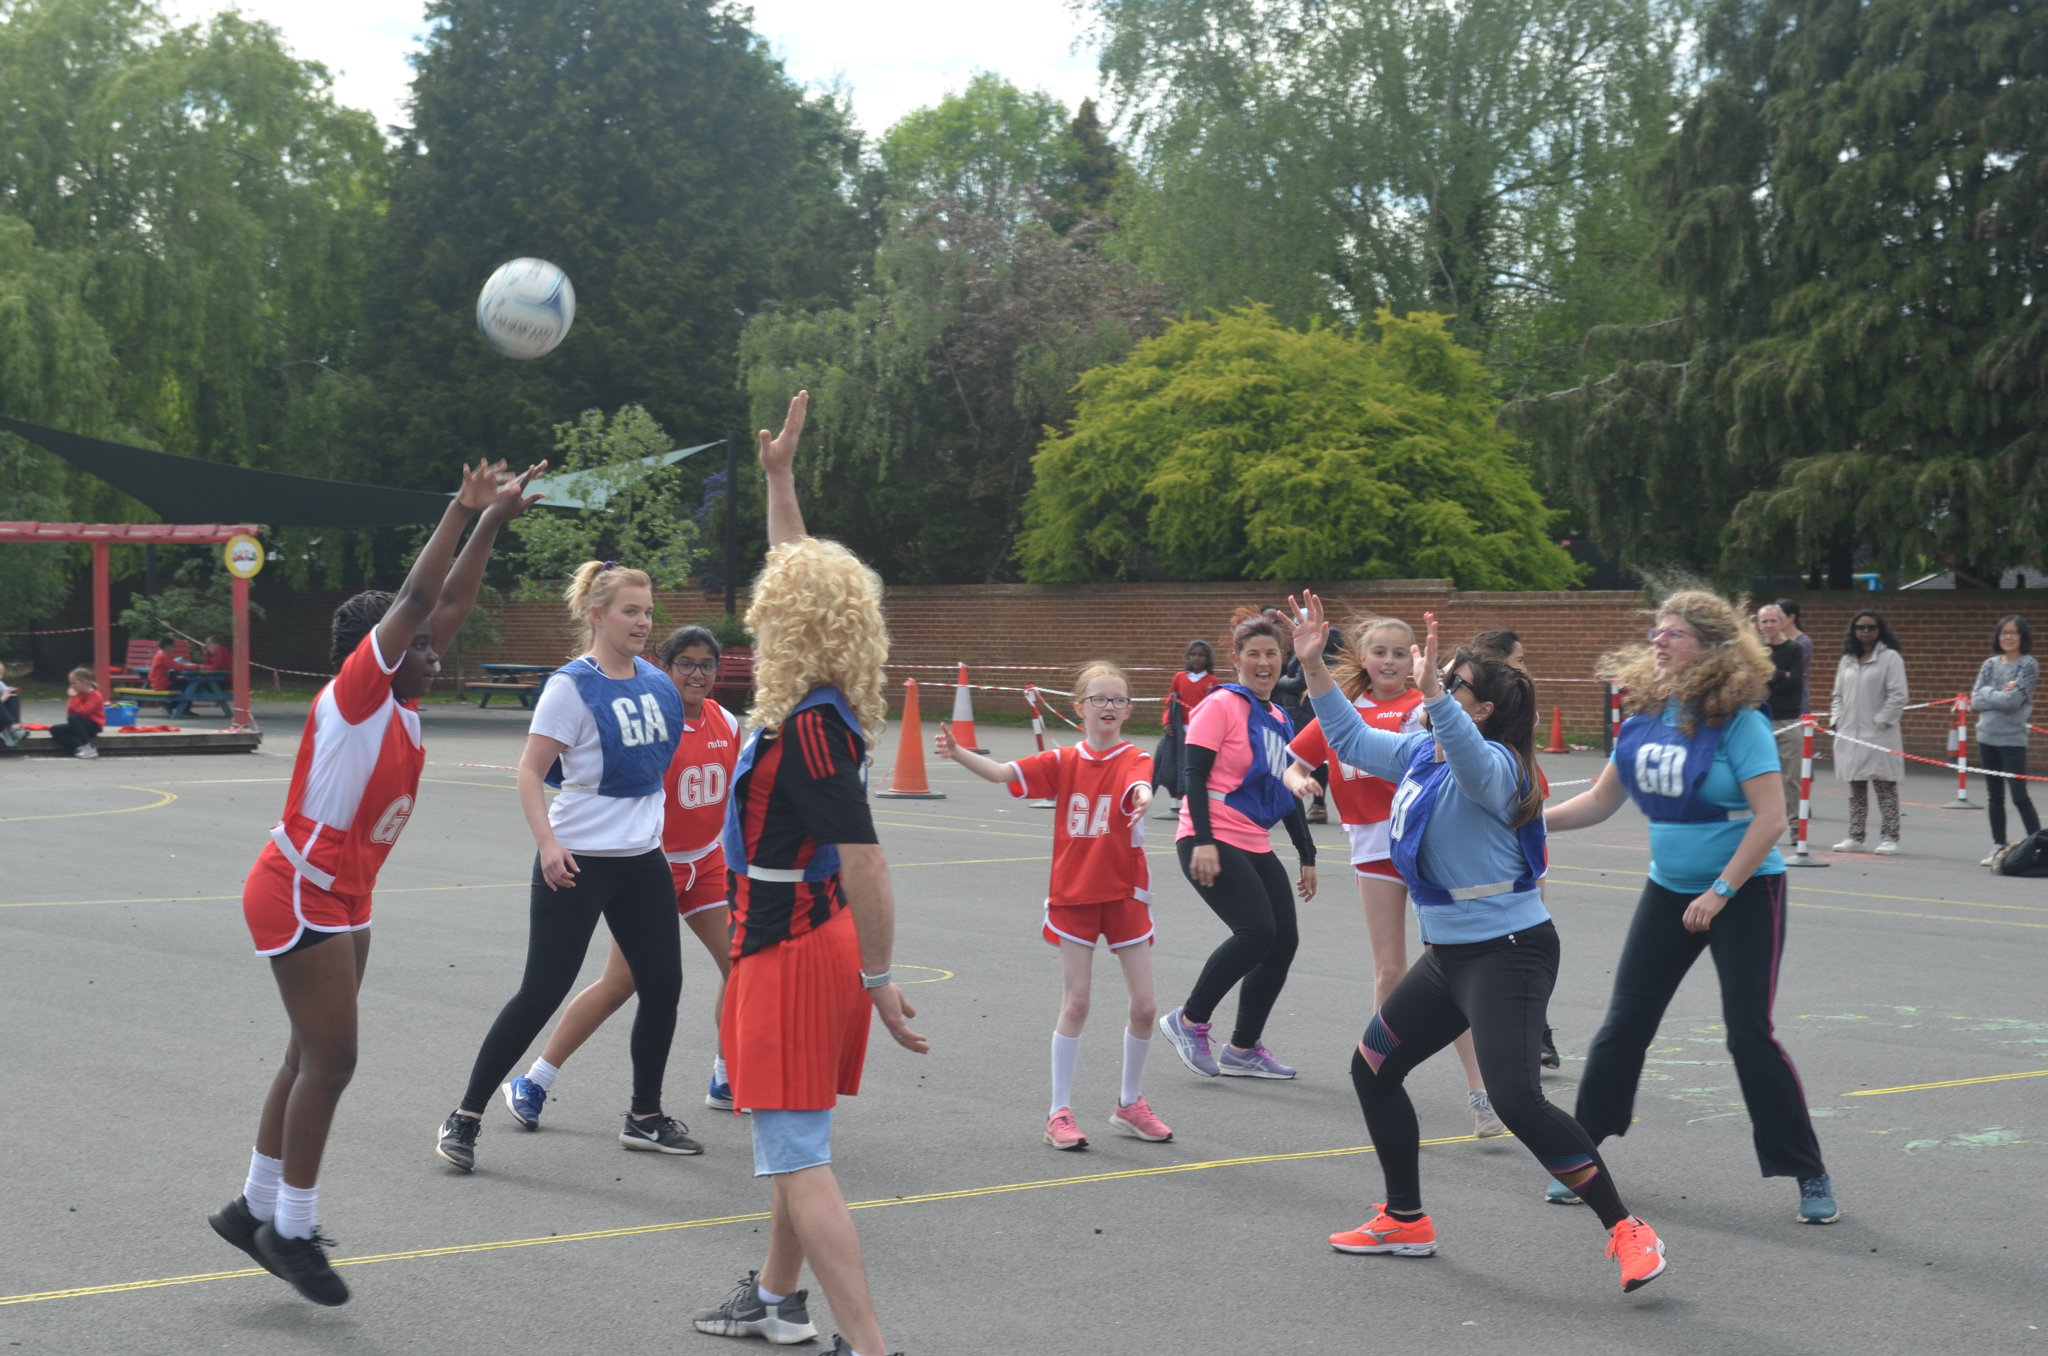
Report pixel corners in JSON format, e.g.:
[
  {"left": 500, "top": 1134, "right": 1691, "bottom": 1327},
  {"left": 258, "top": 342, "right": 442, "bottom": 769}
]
[{"left": 370, "top": 0, "right": 870, "bottom": 488}]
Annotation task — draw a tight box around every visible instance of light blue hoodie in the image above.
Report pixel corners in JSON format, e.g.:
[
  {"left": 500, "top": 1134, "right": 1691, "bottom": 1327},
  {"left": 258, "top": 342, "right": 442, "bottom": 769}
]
[{"left": 1309, "top": 684, "right": 1551, "bottom": 945}]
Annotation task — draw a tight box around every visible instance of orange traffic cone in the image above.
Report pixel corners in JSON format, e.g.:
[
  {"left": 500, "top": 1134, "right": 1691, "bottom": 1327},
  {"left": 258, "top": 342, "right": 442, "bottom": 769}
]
[
  {"left": 951, "top": 662, "right": 988, "bottom": 754},
  {"left": 876, "top": 679, "right": 946, "bottom": 799},
  {"left": 1545, "top": 706, "right": 1567, "bottom": 755}
]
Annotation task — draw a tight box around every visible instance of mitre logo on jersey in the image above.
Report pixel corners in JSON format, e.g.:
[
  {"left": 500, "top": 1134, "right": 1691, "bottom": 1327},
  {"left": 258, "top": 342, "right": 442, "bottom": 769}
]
[{"left": 369, "top": 794, "right": 415, "bottom": 845}]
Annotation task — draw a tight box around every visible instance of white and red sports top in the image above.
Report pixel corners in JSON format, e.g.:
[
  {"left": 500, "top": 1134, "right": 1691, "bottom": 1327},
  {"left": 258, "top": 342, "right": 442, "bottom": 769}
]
[
  {"left": 266, "top": 631, "right": 425, "bottom": 898},
  {"left": 1289, "top": 688, "right": 1426, "bottom": 825},
  {"left": 1008, "top": 741, "right": 1154, "bottom": 907},
  {"left": 663, "top": 698, "right": 741, "bottom": 863}
]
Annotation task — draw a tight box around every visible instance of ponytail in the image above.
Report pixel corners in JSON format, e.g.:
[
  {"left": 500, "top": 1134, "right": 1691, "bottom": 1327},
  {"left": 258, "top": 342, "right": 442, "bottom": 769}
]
[
  {"left": 565, "top": 560, "right": 653, "bottom": 656},
  {"left": 1452, "top": 648, "right": 1542, "bottom": 829}
]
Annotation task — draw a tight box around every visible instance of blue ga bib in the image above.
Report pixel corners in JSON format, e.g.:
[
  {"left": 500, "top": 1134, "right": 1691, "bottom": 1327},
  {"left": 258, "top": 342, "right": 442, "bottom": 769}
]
[
  {"left": 1210, "top": 683, "right": 1299, "bottom": 829},
  {"left": 1615, "top": 709, "right": 1728, "bottom": 823},
  {"left": 722, "top": 686, "right": 867, "bottom": 882},
  {"left": 542, "top": 656, "right": 683, "bottom": 798},
  {"left": 1388, "top": 740, "right": 1547, "bottom": 907}
]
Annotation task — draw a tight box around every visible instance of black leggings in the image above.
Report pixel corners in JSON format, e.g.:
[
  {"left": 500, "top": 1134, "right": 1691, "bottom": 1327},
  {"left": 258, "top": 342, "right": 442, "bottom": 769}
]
[
  {"left": 1576, "top": 874, "right": 1824, "bottom": 1179},
  {"left": 1177, "top": 839, "right": 1299, "bottom": 1048},
  {"left": 49, "top": 714, "right": 100, "bottom": 751},
  {"left": 1979, "top": 743, "right": 2041, "bottom": 847},
  {"left": 1352, "top": 921, "right": 1631, "bottom": 1230},
  {"left": 459, "top": 850, "right": 682, "bottom": 1117}
]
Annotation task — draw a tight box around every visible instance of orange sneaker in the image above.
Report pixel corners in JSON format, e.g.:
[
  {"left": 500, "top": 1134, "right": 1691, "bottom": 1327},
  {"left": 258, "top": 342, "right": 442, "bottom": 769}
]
[
  {"left": 1043, "top": 1108, "right": 1088, "bottom": 1150},
  {"left": 1606, "top": 1216, "right": 1667, "bottom": 1292},
  {"left": 1329, "top": 1205, "right": 1438, "bottom": 1256}
]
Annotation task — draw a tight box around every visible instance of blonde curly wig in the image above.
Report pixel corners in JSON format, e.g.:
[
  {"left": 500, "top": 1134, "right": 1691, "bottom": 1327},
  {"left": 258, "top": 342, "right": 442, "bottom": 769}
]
[
  {"left": 745, "top": 537, "right": 890, "bottom": 738},
  {"left": 1601, "top": 588, "right": 1772, "bottom": 733}
]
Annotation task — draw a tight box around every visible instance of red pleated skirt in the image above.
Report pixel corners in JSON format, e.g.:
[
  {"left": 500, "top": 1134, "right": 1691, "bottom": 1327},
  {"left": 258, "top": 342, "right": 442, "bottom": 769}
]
[{"left": 723, "top": 907, "right": 871, "bottom": 1111}]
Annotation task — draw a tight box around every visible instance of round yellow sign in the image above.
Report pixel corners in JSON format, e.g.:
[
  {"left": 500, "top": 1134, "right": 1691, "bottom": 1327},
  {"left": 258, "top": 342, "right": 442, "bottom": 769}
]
[{"left": 224, "top": 534, "right": 265, "bottom": 579}]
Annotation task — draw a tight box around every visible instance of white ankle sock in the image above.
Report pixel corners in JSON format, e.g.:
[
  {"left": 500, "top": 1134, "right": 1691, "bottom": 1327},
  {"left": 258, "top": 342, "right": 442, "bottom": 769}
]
[
  {"left": 1050, "top": 1032, "right": 1081, "bottom": 1116},
  {"left": 274, "top": 1183, "right": 318, "bottom": 1240},
  {"left": 756, "top": 1281, "right": 786, "bottom": 1305},
  {"left": 1120, "top": 1030, "right": 1152, "bottom": 1106},
  {"left": 243, "top": 1149, "right": 283, "bottom": 1221},
  {"left": 713, "top": 1056, "right": 729, "bottom": 1084},
  {"left": 525, "top": 1057, "right": 560, "bottom": 1092}
]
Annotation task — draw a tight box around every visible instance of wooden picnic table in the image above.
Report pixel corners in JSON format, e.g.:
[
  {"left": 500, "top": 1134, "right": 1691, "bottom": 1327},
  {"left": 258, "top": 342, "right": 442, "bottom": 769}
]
[
  {"left": 166, "top": 668, "right": 231, "bottom": 718},
  {"left": 467, "top": 661, "right": 554, "bottom": 709}
]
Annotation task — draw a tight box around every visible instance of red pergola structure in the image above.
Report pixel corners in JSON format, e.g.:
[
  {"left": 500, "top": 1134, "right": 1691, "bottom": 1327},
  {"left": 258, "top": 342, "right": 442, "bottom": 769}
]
[{"left": 0, "top": 521, "right": 261, "bottom": 729}]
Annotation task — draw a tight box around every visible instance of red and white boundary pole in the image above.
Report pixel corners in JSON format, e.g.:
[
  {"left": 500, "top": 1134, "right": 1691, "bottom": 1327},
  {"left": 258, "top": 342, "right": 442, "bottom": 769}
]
[
  {"left": 1021, "top": 687, "right": 1056, "bottom": 807},
  {"left": 1943, "top": 695, "right": 1979, "bottom": 809},
  {"left": 1606, "top": 683, "right": 1624, "bottom": 752},
  {"left": 1785, "top": 715, "right": 1829, "bottom": 868}
]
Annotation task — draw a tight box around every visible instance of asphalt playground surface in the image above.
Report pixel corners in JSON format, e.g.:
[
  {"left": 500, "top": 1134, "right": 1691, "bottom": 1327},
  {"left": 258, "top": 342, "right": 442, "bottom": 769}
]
[{"left": 3, "top": 696, "right": 2045, "bottom": 1355}]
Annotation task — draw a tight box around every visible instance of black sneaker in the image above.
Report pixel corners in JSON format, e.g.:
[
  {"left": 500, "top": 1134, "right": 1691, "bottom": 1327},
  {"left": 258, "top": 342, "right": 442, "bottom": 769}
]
[
  {"left": 436, "top": 1112, "right": 480, "bottom": 1171},
  {"left": 692, "top": 1271, "right": 819, "bottom": 1343},
  {"left": 207, "top": 1196, "right": 283, "bottom": 1277},
  {"left": 620, "top": 1112, "right": 703, "bottom": 1155},
  {"left": 252, "top": 1221, "right": 349, "bottom": 1306},
  {"left": 1540, "top": 1027, "right": 1562, "bottom": 1069}
]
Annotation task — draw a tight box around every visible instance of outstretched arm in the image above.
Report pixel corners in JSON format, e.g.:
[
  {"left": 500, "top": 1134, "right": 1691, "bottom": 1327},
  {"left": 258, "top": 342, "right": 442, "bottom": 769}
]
[
  {"left": 373, "top": 460, "right": 500, "bottom": 663},
  {"left": 429, "top": 462, "right": 546, "bottom": 651},
  {"left": 759, "top": 390, "right": 809, "bottom": 549},
  {"left": 937, "top": 721, "right": 1019, "bottom": 784}
]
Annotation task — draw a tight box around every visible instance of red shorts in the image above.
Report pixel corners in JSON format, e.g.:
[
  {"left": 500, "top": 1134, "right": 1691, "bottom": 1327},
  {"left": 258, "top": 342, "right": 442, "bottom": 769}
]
[
  {"left": 1354, "top": 858, "right": 1402, "bottom": 882},
  {"left": 670, "top": 849, "right": 729, "bottom": 919},
  {"left": 242, "top": 841, "right": 371, "bottom": 956},
  {"left": 723, "top": 908, "right": 870, "bottom": 1111},
  {"left": 1042, "top": 897, "right": 1154, "bottom": 950}
]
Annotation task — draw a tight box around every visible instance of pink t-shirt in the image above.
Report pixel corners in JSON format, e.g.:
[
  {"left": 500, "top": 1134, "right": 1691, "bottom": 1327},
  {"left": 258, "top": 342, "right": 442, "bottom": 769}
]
[{"left": 1176, "top": 687, "right": 1287, "bottom": 853}]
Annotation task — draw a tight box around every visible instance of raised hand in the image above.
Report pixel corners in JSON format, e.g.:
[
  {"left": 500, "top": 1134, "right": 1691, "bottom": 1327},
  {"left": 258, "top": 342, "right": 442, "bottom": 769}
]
[
  {"left": 1413, "top": 612, "right": 1443, "bottom": 699},
  {"left": 456, "top": 458, "right": 510, "bottom": 511},
  {"left": 1286, "top": 591, "right": 1329, "bottom": 669},
  {"left": 934, "top": 721, "right": 958, "bottom": 761},
  {"left": 484, "top": 460, "right": 548, "bottom": 522},
  {"left": 758, "top": 389, "right": 809, "bottom": 479}
]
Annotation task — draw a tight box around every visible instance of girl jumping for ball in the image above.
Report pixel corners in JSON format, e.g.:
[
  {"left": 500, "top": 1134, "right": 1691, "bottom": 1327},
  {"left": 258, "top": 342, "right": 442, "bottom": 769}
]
[{"left": 938, "top": 663, "right": 1174, "bottom": 1149}]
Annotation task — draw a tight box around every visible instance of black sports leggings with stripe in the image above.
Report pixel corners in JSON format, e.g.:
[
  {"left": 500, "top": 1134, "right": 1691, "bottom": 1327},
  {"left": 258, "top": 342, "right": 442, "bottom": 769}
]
[
  {"left": 1352, "top": 921, "right": 1632, "bottom": 1229},
  {"left": 1176, "top": 838, "right": 1300, "bottom": 1049},
  {"left": 459, "top": 849, "right": 682, "bottom": 1117}
]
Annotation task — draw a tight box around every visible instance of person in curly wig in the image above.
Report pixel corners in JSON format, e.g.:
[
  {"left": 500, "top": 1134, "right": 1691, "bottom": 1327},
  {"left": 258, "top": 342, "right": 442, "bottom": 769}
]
[
  {"left": 692, "top": 391, "right": 928, "bottom": 1356},
  {"left": 1546, "top": 587, "right": 1838, "bottom": 1225}
]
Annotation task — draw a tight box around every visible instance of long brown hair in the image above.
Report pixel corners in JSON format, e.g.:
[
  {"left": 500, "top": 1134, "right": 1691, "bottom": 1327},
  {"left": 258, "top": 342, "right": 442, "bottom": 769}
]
[{"left": 1449, "top": 648, "right": 1543, "bottom": 829}]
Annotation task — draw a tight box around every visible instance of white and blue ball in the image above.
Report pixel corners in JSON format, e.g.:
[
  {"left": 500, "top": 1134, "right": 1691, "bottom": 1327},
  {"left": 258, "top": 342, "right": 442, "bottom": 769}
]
[{"left": 476, "top": 257, "right": 575, "bottom": 359}]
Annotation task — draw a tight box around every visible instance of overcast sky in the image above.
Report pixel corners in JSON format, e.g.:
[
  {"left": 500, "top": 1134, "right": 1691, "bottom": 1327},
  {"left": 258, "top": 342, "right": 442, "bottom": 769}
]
[{"left": 158, "top": 0, "right": 1108, "bottom": 139}]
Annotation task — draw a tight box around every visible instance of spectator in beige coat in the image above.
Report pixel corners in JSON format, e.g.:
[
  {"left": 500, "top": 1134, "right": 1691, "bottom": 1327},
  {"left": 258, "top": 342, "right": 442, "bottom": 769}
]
[{"left": 1830, "top": 610, "right": 1908, "bottom": 854}]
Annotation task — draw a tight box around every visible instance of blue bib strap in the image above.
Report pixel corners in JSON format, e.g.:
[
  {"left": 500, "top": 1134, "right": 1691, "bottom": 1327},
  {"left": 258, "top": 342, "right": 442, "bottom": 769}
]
[
  {"left": 541, "top": 656, "right": 683, "bottom": 798},
  {"left": 722, "top": 685, "right": 866, "bottom": 881}
]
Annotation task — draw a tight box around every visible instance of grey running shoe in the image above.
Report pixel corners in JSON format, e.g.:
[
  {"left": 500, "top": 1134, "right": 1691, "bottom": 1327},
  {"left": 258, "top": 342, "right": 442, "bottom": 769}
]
[
  {"left": 620, "top": 1112, "right": 703, "bottom": 1154},
  {"left": 436, "top": 1112, "right": 479, "bottom": 1171},
  {"left": 1797, "top": 1172, "right": 1841, "bottom": 1224},
  {"left": 1217, "top": 1042, "right": 1297, "bottom": 1079},
  {"left": 1158, "top": 1007, "right": 1219, "bottom": 1077},
  {"left": 693, "top": 1271, "right": 819, "bottom": 1343},
  {"left": 252, "top": 1222, "right": 349, "bottom": 1306},
  {"left": 1469, "top": 1089, "right": 1508, "bottom": 1137},
  {"left": 1544, "top": 1178, "right": 1582, "bottom": 1205},
  {"left": 208, "top": 1195, "right": 283, "bottom": 1276}
]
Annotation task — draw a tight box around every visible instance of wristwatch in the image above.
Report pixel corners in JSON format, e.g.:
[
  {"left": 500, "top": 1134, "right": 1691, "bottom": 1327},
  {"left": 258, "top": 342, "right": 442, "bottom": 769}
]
[
  {"left": 860, "top": 967, "right": 893, "bottom": 989},
  {"left": 1711, "top": 878, "right": 1736, "bottom": 899}
]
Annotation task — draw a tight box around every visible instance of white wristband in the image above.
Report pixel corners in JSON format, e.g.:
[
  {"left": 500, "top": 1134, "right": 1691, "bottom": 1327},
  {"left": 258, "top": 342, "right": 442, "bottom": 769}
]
[{"left": 860, "top": 968, "right": 892, "bottom": 990}]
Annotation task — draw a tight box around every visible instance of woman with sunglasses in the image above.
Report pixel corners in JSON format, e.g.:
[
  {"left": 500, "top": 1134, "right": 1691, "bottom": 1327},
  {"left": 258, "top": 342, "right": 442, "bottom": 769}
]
[
  {"left": 499, "top": 625, "right": 745, "bottom": 1130},
  {"left": 1547, "top": 589, "right": 1836, "bottom": 1225},
  {"left": 1291, "top": 593, "right": 1669, "bottom": 1294},
  {"left": 1829, "top": 610, "right": 1909, "bottom": 854}
]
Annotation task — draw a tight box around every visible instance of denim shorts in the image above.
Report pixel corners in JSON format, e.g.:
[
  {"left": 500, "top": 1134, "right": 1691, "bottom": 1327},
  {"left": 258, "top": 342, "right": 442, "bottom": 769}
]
[{"left": 750, "top": 1107, "right": 834, "bottom": 1177}]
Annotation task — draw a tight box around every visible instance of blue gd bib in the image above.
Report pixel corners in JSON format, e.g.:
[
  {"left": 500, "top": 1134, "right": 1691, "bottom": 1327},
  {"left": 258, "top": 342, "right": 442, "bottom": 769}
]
[
  {"left": 1388, "top": 741, "right": 1547, "bottom": 907},
  {"left": 722, "top": 686, "right": 868, "bottom": 882},
  {"left": 1211, "top": 683, "right": 1298, "bottom": 829},
  {"left": 542, "top": 655, "right": 683, "bottom": 798},
  {"left": 1614, "top": 710, "right": 1728, "bottom": 823}
]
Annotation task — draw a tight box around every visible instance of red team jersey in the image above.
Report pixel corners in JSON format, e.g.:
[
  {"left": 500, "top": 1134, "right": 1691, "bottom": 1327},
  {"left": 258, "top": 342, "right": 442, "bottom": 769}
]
[
  {"left": 1163, "top": 670, "right": 1221, "bottom": 729},
  {"left": 663, "top": 698, "right": 741, "bottom": 858},
  {"left": 1288, "top": 688, "right": 1425, "bottom": 825},
  {"left": 265, "top": 632, "right": 425, "bottom": 898},
  {"left": 1007, "top": 742, "right": 1153, "bottom": 906}
]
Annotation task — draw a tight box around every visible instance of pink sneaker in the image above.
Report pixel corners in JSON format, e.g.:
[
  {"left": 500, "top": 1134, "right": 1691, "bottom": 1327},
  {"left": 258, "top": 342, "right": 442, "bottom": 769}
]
[
  {"left": 1108, "top": 1095, "right": 1173, "bottom": 1142},
  {"left": 1044, "top": 1107, "right": 1089, "bottom": 1150}
]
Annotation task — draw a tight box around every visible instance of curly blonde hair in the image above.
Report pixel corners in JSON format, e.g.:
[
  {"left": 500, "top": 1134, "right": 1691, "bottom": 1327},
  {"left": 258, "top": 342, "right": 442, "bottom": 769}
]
[
  {"left": 1601, "top": 588, "right": 1772, "bottom": 733},
  {"left": 1331, "top": 617, "right": 1415, "bottom": 702},
  {"left": 745, "top": 537, "right": 890, "bottom": 738}
]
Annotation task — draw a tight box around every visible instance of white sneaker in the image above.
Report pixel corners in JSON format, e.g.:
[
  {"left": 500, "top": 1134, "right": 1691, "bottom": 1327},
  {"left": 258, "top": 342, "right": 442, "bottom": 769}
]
[
  {"left": 1469, "top": 1089, "right": 1508, "bottom": 1138},
  {"left": 1982, "top": 847, "right": 2003, "bottom": 867},
  {"left": 1830, "top": 837, "right": 1864, "bottom": 852},
  {"left": 1874, "top": 839, "right": 1899, "bottom": 855},
  {"left": 74, "top": 745, "right": 99, "bottom": 760}
]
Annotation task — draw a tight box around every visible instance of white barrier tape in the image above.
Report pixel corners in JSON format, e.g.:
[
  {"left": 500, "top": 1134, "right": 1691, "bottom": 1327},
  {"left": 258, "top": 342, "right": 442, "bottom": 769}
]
[{"left": 1811, "top": 724, "right": 2048, "bottom": 783}]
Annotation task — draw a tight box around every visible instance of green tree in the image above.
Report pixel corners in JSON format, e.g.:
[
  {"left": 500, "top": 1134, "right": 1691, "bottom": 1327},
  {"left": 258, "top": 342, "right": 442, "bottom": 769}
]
[
  {"left": 876, "top": 75, "right": 1078, "bottom": 216},
  {"left": 1018, "top": 306, "right": 1580, "bottom": 589},
  {"left": 506, "top": 405, "right": 703, "bottom": 595},
  {"left": 368, "top": 0, "right": 871, "bottom": 491},
  {"left": 1087, "top": 0, "right": 1694, "bottom": 368},
  {"left": 739, "top": 194, "right": 1168, "bottom": 582},
  {"left": 1506, "top": 0, "right": 2048, "bottom": 585}
]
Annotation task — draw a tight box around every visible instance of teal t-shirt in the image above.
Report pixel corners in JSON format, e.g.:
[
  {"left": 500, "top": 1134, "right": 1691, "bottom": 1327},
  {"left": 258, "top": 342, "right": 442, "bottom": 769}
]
[{"left": 1609, "top": 703, "right": 1787, "bottom": 893}]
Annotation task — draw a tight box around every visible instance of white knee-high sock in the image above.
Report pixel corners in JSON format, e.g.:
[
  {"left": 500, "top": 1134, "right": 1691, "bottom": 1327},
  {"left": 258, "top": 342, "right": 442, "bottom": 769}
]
[
  {"left": 1121, "top": 1030, "right": 1152, "bottom": 1106},
  {"left": 1050, "top": 1032, "right": 1081, "bottom": 1116},
  {"left": 524, "top": 1057, "right": 560, "bottom": 1091},
  {"left": 713, "top": 1056, "right": 729, "bottom": 1084},
  {"left": 274, "top": 1183, "right": 318, "bottom": 1241},
  {"left": 243, "top": 1149, "right": 283, "bottom": 1221}
]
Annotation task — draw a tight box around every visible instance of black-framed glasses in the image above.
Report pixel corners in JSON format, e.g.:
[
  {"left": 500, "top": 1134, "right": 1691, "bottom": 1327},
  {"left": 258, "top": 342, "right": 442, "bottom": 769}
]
[
  {"left": 1080, "top": 694, "right": 1131, "bottom": 709},
  {"left": 1441, "top": 671, "right": 1470, "bottom": 697},
  {"left": 669, "top": 658, "right": 719, "bottom": 674}
]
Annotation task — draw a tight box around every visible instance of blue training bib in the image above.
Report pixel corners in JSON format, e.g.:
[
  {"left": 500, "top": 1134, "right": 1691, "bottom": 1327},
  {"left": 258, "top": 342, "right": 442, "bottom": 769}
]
[
  {"left": 1388, "top": 740, "right": 1547, "bottom": 907},
  {"left": 1210, "top": 683, "right": 1298, "bottom": 829},
  {"left": 542, "top": 655, "right": 683, "bottom": 799},
  {"left": 722, "top": 685, "right": 867, "bottom": 882},
  {"left": 1614, "top": 709, "right": 1728, "bottom": 823}
]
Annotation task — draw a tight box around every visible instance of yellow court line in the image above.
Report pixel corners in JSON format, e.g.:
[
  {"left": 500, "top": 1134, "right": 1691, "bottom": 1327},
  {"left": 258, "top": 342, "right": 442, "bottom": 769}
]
[
  {"left": 894, "top": 964, "right": 954, "bottom": 984},
  {"left": 1546, "top": 862, "right": 2048, "bottom": 914},
  {"left": 1844, "top": 1069, "right": 2048, "bottom": 1097},
  {"left": 0, "top": 785, "right": 177, "bottom": 823},
  {"left": 0, "top": 1131, "right": 1490, "bottom": 1307},
  {"left": 2, "top": 881, "right": 529, "bottom": 910}
]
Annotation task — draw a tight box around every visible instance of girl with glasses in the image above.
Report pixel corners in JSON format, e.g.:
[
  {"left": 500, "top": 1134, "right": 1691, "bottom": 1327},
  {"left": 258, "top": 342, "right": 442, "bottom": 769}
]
[
  {"left": 1547, "top": 588, "right": 1837, "bottom": 1225},
  {"left": 1830, "top": 610, "right": 1908, "bottom": 854},
  {"left": 500, "top": 624, "right": 746, "bottom": 1131},
  {"left": 937, "top": 662, "right": 1174, "bottom": 1149}
]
